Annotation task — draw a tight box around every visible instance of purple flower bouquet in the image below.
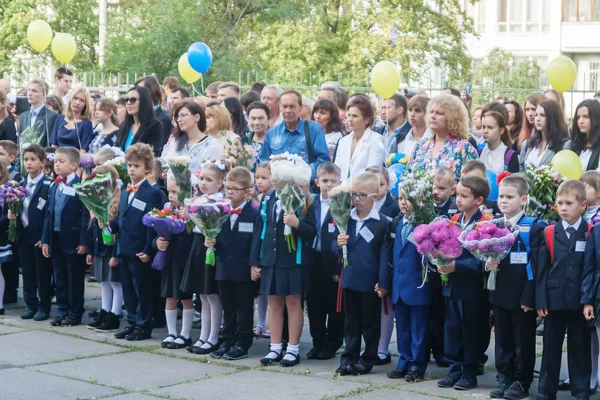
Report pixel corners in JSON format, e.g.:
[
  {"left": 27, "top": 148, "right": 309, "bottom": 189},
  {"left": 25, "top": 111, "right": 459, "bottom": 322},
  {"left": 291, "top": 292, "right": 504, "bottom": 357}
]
[
  {"left": 185, "top": 195, "right": 231, "bottom": 266},
  {"left": 458, "top": 218, "right": 519, "bottom": 290},
  {"left": 0, "top": 181, "right": 29, "bottom": 242},
  {"left": 142, "top": 207, "right": 187, "bottom": 270},
  {"left": 413, "top": 217, "right": 463, "bottom": 285},
  {"left": 79, "top": 153, "right": 95, "bottom": 177}
]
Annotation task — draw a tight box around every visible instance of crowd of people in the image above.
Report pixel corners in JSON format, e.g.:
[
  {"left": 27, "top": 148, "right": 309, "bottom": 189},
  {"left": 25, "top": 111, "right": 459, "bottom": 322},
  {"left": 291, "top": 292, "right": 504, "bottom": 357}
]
[{"left": 3, "top": 68, "right": 600, "bottom": 400}]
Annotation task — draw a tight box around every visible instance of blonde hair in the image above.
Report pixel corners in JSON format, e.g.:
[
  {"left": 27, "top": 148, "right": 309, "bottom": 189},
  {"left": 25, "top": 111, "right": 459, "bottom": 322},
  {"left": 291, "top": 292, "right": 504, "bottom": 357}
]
[
  {"left": 0, "top": 162, "right": 8, "bottom": 185},
  {"left": 433, "top": 166, "right": 455, "bottom": 184},
  {"left": 205, "top": 103, "right": 232, "bottom": 131},
  {"left": 66, "top": 86, "right": 93, "bottom": 121},
  {"left": 352, "top": 172, "right": 380, "bottom": 193},
  {"left": 557, "top": 180, "right": 587, "bottom": 202},
  {"left": 427, "top": 94, "right": 470, "bottom": 140},
  {"left": 581, "top": 171, "right": 600, "bottom": 192}
]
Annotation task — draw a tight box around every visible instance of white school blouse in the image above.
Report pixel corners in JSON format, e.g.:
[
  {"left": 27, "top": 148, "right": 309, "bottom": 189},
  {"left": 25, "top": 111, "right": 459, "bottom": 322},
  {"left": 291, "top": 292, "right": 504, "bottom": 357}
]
[
  {"left": 480, "top": 143, "right": 507, "bottom": 174},
  {"left": 334, "top": 128, "right": 386, "bottom": 185}
]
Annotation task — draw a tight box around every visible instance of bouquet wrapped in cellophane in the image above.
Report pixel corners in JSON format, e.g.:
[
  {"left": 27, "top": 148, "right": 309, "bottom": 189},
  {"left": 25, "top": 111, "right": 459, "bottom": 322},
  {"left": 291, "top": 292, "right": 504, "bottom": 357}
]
[
  {"left": 142, "top": 206, "right": 187, "bottom": 270},
  {"left": 103, "top": 156, "right": 131, "bottom": 187},
  {"left": 398, "top": 169, "right": 435, "bottom": 226},
  {"left": 523, "top": 164, "right": 564, "bottom": 222},
  {"left": 270, "top": 152, "right": 312, "bottom": 252},
  {"left": 226, "top": 140, "right": 255, "bottom": 169},
  {"left": 166, "top": 156, "right": 191, "bottom": 205},
  {"left": 459, "top": 218, "right": 519, "bottom": 290},
  {"left": 185, "top": 195, "right": 231, "bottom": 266},
  {"left": 73, "top": 172, "right": 115, "bottom": 245},
  {"left": 328, "top": 185, "right": 351, "bottom": 266},
  {"left": 0, "top": 181, "right": 28, "bottom": 242}
]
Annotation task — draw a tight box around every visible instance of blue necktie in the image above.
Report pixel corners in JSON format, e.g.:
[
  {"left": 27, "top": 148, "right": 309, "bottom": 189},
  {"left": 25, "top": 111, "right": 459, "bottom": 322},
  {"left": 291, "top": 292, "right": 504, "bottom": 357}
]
[{"left": 401, "top": 222, "right": 412, "bottom": 244}]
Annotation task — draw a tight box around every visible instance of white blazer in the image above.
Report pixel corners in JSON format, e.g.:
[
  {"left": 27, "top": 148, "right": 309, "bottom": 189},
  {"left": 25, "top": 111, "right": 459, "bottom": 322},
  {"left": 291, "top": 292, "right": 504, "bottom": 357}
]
[{"left": 334, "top": 128, "right": 386, "bottom": 185}]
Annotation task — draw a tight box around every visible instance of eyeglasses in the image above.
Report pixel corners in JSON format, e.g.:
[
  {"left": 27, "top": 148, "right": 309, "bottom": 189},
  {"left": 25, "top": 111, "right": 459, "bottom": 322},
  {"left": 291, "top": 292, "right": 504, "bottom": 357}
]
[
  {"left": 350, "top": 192, "right": 377, "bottom": 200},
  {"left": 123, "top": 97, "right": 138, "bottom": 104},
  {"left": 177, "top": 113, "right": 193, "bottom": 120},
  {"left": 224, "top": 186, "right": 249, "bottom": 193}
]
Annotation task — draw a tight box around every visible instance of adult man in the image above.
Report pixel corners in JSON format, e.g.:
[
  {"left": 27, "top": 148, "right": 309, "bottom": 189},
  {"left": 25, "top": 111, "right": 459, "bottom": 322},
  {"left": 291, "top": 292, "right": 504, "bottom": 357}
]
[
  {"left": 19, "top": 79, "right": 58, "bottom": 148},
  {"left": 318, "top": 82, "right": 346, "bottom": 121},
  {"left": 206, "top": 81, "right": 222, "bottom": 100},
  {"left": 300, "top": 96, "right": 314, "bottom": 120},
  {"left": 170, "top": 87, "right": 191, "bottom": 107},
  {"left": 53, "top": 67, "right": 73, "bottom": 104},
  {"left": 217, "top": 82, "right": 240, "bottom": 102},
  {"left": 381, "top": 94, "right": 412, "bottom": 155},
  {"left": 259, "top": 90, "right": 330, "bottom": 178},
  {"left": 261, "top": 84, "right": 283, "bottom": 127}
]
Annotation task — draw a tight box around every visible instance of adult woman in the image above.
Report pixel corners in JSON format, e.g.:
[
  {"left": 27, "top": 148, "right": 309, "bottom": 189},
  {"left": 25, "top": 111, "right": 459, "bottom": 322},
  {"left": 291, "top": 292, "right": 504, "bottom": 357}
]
[
  {"left": 0, "top": 93, "right": 16, "bottom": 142},
  {"left": 223, "top": 97, "right": 248, "bottom": 138},
  {"left": 312, "top": 99, "right": 342, "bottom": 160},
  {"left": 410, "top": 94, "right": 478, "bottom": 182},
  {"left": 505, "top": 100, "right": 524, "bottom": 150},
  {"left": 246, "top": 101, "right": 270, "bottom": 168},
  {"left": 517, "top": 92, "right": 546, "bottom": 152},
  {"left": 519, "top": 99, "right": 571, "bottom": 171},
  {"left": 401, "top": 95, "right": 432, "bottom": 156},
  {"left": 117, "top": 86, "right": 163, "bottom": 156},
  {"left": 89, "top": 98, "right": 120, "bottom": 154},
  {"left": 204, "top": 102, "right": 242, "bottom": 159},
  {"left": 471, "top": 106, "right": 483, "bottom": 143},
  {"left": 49, "top": 86, "right": 94, "bottom": 152},
  {"left": 161, "top": 100, "right": 221, "bottom": 173},
  {"left": 334, "top": 95, "right": 386, "bottom": 184},
  {"left": 116, "top": 97, "right": 127, "bottom": 122},
  {"left": 570, "top": 99, "right": 600, "bottom": 171}
]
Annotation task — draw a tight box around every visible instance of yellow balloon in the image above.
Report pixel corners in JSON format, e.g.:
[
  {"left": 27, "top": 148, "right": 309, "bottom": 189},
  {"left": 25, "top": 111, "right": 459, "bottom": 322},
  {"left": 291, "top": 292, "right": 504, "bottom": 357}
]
[
  {"left": 547, "top": 55, "right": 577, "bottom": 93},
  {"left": 178, "top": 53, "right": 201, "bottom": 83},
  {"left": 27, "top": 20, "right": 53, "bottom": 52},
  {"left": 51, "top": 33, "right": 76, "bottom": 64},
  {"left": 370, "top": 61, "right": 400, "bottom": 99},
  {"left": 552, "top": 150, "right": 582, "bottom": 180}
]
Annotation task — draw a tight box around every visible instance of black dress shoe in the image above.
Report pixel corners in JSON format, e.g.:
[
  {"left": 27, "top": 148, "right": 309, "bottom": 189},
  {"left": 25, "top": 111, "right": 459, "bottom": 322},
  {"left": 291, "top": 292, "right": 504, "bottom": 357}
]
[
  {"left": 405, "top": 370, "right": 424, "bottom": 382},
  {"left": 87, "top": 309, "right": 107, "bottom": 329},
  {"left": 454, "top": 377, "right": 478, "bottom": 390},
  {"left": 210, "top": 344, "right": 231, "bottom": 359},
  {"left": 223, "top": 345, "right": 248, "bottom": 360},
  {"left": 195, "top": 341, "right": 219, "bottom": 354},
  {"left": 125, "top": 329, "right": 151, "bottom": 341},
  {"left": 347, "top": 362, "right": 372, "bottom": 375},
  {"left": 21, "top": 308, "right": 37, "bottom": 319},
  {"left": 61, "top": 316, "right": 81, "bottom": 327},
  {"left": 306, "top": 348, "right": 319, "bottom": 359},
  {"left": 161, "top": 334, "right": 177, "bottom": 348},
  {"left": 503, "top": 381, "right": 529, "bottom": 400},
  {"left": 33, "top": 310, "right": 49, "bottom": 321},
  {"left": 166, "top": 335, "right": 191, "bottom": 349},
  {"left": 437, "top": 372, "right": 461, "bottom": 388},
  {"left": 260, "top": 350, "right": 283, "bottom": 365},
  {"left": 280, "top": 352, "right": 300, "bottom": 367},
  {"left": 114, "top": 326, "right": 135, "bottom": 339},
  {"left": 374, "top": 353, "right": 391, "bottom": 365},
  {"left": 557, "top": 380, "right": 570, "bottom": 391},
  {"left": 335, "top": 365, "right": 351, "bottom": 376},
  {"left": 386, "top": 369, "right": 407, "bottom": 379},
  {"left": 50, "top": 316, "right": 63, "bottom": 326},
  {"left": 490, "top": 382, "right": 512, "bottom": 398}
]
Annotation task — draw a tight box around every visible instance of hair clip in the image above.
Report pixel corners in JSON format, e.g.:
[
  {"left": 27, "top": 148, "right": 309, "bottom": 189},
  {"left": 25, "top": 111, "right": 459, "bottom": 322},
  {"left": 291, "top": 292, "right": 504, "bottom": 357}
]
[
  {"left": 201, "top": 160, "right": 226, "bottom": 171},
  {"left": 47, "top": 153, "right": 55, "bottom": 161}
]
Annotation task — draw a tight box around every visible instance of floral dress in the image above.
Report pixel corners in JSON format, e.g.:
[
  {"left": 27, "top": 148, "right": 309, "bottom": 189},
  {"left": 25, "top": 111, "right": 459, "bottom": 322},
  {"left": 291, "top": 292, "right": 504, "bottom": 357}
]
[{"left": 409, "top": 135, "right": 478, "bottom": 182}]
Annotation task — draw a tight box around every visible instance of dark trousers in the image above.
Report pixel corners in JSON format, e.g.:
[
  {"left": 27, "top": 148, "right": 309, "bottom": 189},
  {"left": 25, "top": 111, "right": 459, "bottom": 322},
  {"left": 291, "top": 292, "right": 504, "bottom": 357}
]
[
  {"left": 395, "top": 298, "right": 429, "bottom": 373},
  {"left": 307, "top": 278, "right": 344, "bottom": 354},
  {"left": 538, "top": 309, "right": 591, "bottom": 398},
  {"left": 219, "top": 280, "right": 255, "bottom": 350},
  {"left": 428, "top": 284, "right": 445, "bottom": 361},
  {"left": 493, "top": 305, "right": 537, "bottom": 387},
  {"left": 151, "top": 268, "right": 165, "bottom": 325},
  {"left": 51, "top": 242, "right": 85, "bottom": 318},
  {"left": 444, "top": 297, "right": 480, "bottom": 380},
  {"left": 477, "top": 290, "right": 492, "bottom": 364},
  {"left": 19, "top": 238, "right": 53, "bottom": 312},
  {"left": 340, "top": 289, "right": 381, "bottom": 368},
  {"left": 2, "top": 259, "right": 18, "bottom": 301},
  {"left": 120, "top": 255, "right": 154, "bottom": 332}
]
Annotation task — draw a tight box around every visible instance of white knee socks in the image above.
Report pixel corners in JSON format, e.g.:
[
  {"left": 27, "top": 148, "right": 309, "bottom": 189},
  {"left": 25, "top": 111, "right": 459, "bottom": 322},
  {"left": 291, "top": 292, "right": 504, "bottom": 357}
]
[
  {"left": 199, "top": 294, "right": 211, "bottom": 343},
  {"left": 377, "top": 295, "right": 394, "bottom": 358},
  {"left": 206, "top": 294, "right": 222, "bottom": 346},
  {"left": 110, "top": 282, "right": 123, "bottom": 315},
  {"left": 257, "top": 294, "right": 268, "bottom": 329},
  {"left": 180, "top": 308, "right": 193, "bottom": 340},
  {"left": 165, "top": 309, "right": 178, "bottom": 337},
  {"left": 101, "top": 282, "right": 113, "bottom": 312}
]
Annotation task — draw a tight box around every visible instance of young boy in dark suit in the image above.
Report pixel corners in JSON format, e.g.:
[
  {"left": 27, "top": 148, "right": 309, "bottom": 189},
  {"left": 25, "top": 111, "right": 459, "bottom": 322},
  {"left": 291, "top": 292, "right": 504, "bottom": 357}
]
[
  {"left": 437, "top": 176, "right": 489, "bottom": 391},
  {"left": 208, "top": 167, "right": 259, "bottom": 361},
  {"left": 41, "top": 147, "right": 90, "bottom": 326},
  {"left": 108, "top": 143, "right": 163, "bottom": 341},
  {"left": 537, "top": 180, "right": 591, "bottom": 400},
  {"left": 335, "top": 171, "right": 391, "bottom": 376},
  {"left": 487, "top": 175, "right": 544, "bottom": 400},
  {"left": 10, "top": 145, "right": 52, "bottom": 321},
  {"left": 307, "top": 162, "right": 344, "bottom": 361}
]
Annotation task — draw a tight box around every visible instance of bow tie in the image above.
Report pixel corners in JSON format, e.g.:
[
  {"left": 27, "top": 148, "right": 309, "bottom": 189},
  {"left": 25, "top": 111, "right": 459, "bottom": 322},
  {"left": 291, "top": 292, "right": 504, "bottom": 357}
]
[
  {"left": 126, "top": 183, "right": 139, "bottom": 193},
  {"left": 229, "top": 209, "right": 242, "bottom": 216},
  {"left": 55, "top": 176, "right": 68, "bottom": 185}
]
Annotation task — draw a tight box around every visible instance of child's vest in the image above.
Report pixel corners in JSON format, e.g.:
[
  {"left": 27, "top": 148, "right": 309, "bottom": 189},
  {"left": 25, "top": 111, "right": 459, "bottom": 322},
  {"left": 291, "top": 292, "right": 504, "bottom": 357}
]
[
  {"left": 545, "top": 222, "right": 593, "bottom": 264},
  {"left": 476, "top": 147, "right": 516, "bottom": 169}
]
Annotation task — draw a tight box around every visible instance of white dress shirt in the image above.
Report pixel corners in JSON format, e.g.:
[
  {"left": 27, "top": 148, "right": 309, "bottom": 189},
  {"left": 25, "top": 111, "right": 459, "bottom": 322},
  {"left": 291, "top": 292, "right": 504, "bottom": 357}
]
[
  {"left": 525, "top": 145, "right": 544, "bottom": 168},
  {"left": 29, "top": 105, "right": 45, "bottom": 128},
  {"left": 580, "top": 149, "right": 593, "bottom": 171},
  {"left": 350, "top": 206, "right": 380, "bottom": 235},
  {"left": 480, "top": 143, "right": 508, "bottom": 175},
  {"left": 506, "top": 211, "right": 524, "bottom": 228},
  {"left": 21, "top": 172, "right": 44, "bottom": 227},
  {"left": 562, "top": 217, "right": 582, "bottom": 239},
  {"left": 397, "top": 128, "right": 432, "bottom": 157},
  {"left": 229, "top": 202, "right": 246, "bottom": 229},
  {"left": 128, "top": 178, "right": 146, "bottom": 204},
  {"left": 334, "top": 128, "right": 386, "bottom": 185}
]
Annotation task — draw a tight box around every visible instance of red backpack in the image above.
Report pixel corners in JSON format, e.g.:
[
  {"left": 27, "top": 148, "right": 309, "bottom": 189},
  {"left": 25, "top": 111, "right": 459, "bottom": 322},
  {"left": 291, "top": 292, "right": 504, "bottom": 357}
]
[{"left": 545, "top": 223, "right": 593, "bottom": 264}]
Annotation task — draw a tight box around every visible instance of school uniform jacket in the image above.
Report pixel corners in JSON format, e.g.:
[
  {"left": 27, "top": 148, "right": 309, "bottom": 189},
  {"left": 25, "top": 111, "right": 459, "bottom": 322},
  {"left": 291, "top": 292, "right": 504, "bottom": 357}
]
[
  {"left": 489, "top": 216, "right": 544, "bottom": 310},
  {"left": 581, "top": 224, "right": 600, "bottom": 305},
  {"left": 41, "top": 176, "right": 91, "bottom": 254},
  {"left": 109, "top": 180, "right": 163, "bottom": 257},
  {"left": 18, "top": 175, "right": 52, "bottom": 246},
  {"left": 215, "top": 201, "right": 259, "bottom": 282},
  {"left": 90, "top": 219, "right": 114, "bottom": 257},
  {"left": 436, "top": 199, "right": 458, "bottom": 219},
  {"left": 536, "top": 221, "right": 588, "bottom": 311},
  {"left": 378, "top": 193, "right": 400, "bottom": 219},
  {"left": 311, "top": 195, "right": 340, "bottom": 281}
]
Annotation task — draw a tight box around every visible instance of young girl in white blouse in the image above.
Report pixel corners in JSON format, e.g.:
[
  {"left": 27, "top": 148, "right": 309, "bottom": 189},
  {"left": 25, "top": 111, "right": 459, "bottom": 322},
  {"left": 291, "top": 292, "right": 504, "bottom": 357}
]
[{"left": 479, "top": 111, "right": 519, "bottom": 174}]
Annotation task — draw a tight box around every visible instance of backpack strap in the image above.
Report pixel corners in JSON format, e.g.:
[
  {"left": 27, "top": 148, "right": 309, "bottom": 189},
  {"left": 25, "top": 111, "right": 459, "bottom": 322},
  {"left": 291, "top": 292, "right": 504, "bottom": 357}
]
[
  {"left": 504, "top": 148, "right": 516, "bottom": 168},
  {"left": 304, "top": 120, "right": 315, "bottom": 164},
  {"left": 546, "top": 222, "right": 593, "bottom": 264}
]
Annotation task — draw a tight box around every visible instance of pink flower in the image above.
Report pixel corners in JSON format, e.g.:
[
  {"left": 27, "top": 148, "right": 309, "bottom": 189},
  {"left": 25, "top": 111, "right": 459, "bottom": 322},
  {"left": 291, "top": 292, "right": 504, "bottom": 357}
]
[
  {"left": 413, "top": 224, "right": 431, "bottom": 243},
  {"left": 480, "top": 223, "right": 497, "bottom": 235},
  {"left": 465, "top": 230, "right": 480, "bottom": 241},
  {"left": 416, "top": 238, "right": 436, "bottom": 255}
]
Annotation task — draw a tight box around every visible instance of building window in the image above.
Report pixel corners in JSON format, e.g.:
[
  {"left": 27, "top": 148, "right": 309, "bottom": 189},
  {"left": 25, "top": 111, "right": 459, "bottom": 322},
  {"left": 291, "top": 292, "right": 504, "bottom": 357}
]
[
  {"left": 589, "top": 62, "right": 600, "bottom": 91},
  {"left": 464, "top": 0, "right": 486, "bottom": 33},
  {"left": 499, "top": 0, "right": 551, "bottom": 33},
  {"left": 563, "top": 0, "right": 600, "bottom": 21}
]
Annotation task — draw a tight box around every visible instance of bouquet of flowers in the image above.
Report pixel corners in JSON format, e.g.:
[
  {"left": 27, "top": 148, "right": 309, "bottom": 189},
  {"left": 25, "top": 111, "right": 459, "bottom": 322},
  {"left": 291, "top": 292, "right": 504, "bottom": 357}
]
[
  {"left": 413, "top": 217, "right": 463, "bottom": 285},
  {"left": 142, "top": 206, "right": 187, "bottom": 270},
  {"left": 226, "top": 140, "right": 255, "bottom": 169},
  {"left": 459, "top": 218, "right": 519, "bottom": 290},
  {"left": 398, "top": 170, "right": 436, "bottom": 226},
  {"left": 166, "top": 156, "right": 191, "bottom": 205},
  {"left": 73, "top": 172, "right": 115, "bottom": 245},
  {"left": 19, "top": 126, "right": 40, "bottom": 148},
  {"left": 79, "top": 153, "right": 95, "bottom": 177},
  {"left": 523, "top": 164, "right": 564, "bottom": 222},
  {"left": 103, "top": 156, "right": 130, "bottom": 186},
  {"left": 185, "top": 195, "right": 231, "bottom": 266},
  {"left": 270, "top": 152, "right": 312, "bottom": 252},
  {"left": 0, "top": 181, "right": 28, "bottom": 242},
  {"left": 328, "top": 185, "right": 352, "bottom": 266}
]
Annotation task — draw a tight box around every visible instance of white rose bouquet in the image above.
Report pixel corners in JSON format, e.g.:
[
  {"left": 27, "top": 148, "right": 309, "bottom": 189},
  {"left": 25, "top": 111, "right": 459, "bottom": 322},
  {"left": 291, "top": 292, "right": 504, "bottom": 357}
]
[
  {"left": 398, "top": 170, "right": 435, "bottom": 226},
  {"left": 166, "top": 155, "right": 192, "bottom": 205}
]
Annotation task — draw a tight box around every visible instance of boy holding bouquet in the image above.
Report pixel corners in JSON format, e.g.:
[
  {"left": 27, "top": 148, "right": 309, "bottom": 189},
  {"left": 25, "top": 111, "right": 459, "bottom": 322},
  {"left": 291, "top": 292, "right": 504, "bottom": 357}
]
[
  {"left": 486, "top": 175, "right": 544, "bottom": 400},
  {"left": 437, "top": 176, "right": 489, "bottom": 391}
]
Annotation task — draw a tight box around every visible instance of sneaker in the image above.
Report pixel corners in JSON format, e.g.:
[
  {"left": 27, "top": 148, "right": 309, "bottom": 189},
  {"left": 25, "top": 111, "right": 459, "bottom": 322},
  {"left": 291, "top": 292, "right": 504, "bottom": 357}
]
[
  {"left": 114, "top": 326, "right": 135, "bottom": 339},
  {"left": 503, "top": 381, "right": 529, "bottom": 400},
  {"left": 50, "top": 316, "right": 63, "bottom": 326},
  {"left": 404, "top": 370, "right": 424, "bottom": 383},
  {"left": 87, "top": 309, "right": 107, "bottom": 329},
  {"left": 210, "top": 344, "right": 231, "bottom": 359},
  {"left": 490, "top": 382, "right": 512, "bottom": 398},
  {"left": 20, "top": 308, "right": 37, "bottom": 320},
  {"left": 95, "top": 312, "right": 120, "bottom": 333},
  {"left": 61, "top": 316, "right": 81, "bottom": 327},
  {"left": 223, "top": 345, "right": 248, "bottom": 360},
  {"left": 454, "top": 377, "right": 478, "bottom": 390},
  {"left": 438, "top": 372, "right": 461, "bottom": 388}
]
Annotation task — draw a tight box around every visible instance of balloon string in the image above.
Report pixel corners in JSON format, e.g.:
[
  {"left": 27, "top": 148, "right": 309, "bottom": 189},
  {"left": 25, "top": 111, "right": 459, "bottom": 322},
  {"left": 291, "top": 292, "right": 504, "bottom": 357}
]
[
  {"left": 191, "top": 83, "right": 198, "bottom": 97},
  {"left": 200, "top": 74, "right": 205, "bottom": 95}
]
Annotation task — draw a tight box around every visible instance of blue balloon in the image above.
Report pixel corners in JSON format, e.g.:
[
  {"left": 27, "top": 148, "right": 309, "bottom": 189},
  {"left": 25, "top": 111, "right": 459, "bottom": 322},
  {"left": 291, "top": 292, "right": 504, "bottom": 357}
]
[
  {"left": 487, "top": 170, "right": 498, "bottom": 201},
  {"left": 187, "top": 42, "right": 213, "bottom": 74},
  {"left": 387, "top": 163, "right": 406, "bottom": 198}
]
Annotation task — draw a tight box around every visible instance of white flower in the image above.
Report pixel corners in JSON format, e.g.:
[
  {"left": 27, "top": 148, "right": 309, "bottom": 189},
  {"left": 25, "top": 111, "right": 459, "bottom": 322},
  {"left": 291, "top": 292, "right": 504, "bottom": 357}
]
[
  {"left": 166, "top": 155, "right": 191, "bottom": 166},
  {"left": 103, "top": 156, "right": 125, "bottom": 167}
]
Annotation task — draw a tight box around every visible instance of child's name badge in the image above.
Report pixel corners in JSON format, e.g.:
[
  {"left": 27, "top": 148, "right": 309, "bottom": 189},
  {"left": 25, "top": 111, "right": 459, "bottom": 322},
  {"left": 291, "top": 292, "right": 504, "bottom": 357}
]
[
  {"left": 238, "top": 222, "right": 253, "bottom": 233},
  {"left": 510, "top": 252, "right": 528, "bottom": 264},
  {"left": 407, "top": 232, "right": 416, "bottom": 245},
  {"left": 518, "top": 225, "right": 530, "bottom": 233},
  {"left": 37, "top": 198, "right": 46, "bottom": 210},
  {"left": 359, "top": 227, "right": 374, "bottom": 243},
  {"left": 448, "top": 209, "right": 458, "bottom": 215},
  {"left": 43, "top": 180, "right": 50, "bottom": 185},
  {"left": 576, "top": 241, "right": 587, "bottom": 252},
  {"left": 131, "top": 199, "right": 146, "bottom": 211},
  {"left": 328, "top": 223, "right": 335, "bottom": 233},
  {"left": 62, "top": 186, "right": 76, "bottom": 197}
]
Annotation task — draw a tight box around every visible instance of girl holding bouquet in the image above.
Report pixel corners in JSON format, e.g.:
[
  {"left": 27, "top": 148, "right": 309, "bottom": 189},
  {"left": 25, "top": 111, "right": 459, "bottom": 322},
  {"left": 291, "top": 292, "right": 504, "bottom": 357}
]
[
  {"left": 250, "top": 183, "right": 317, "bottom": 367},
  {"left": 0, "top": 163, "right": 11, "bottom": 314},
  {"left": 183, "top": 162, "right": 226, "bottom": 354}
]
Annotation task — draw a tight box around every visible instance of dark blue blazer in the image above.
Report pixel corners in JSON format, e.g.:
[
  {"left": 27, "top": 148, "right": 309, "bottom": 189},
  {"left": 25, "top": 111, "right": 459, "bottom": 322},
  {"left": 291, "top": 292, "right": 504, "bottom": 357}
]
[
  {"left": 334, "top": 212, "right": 391, "bottom": 293},
  {"left": 89, "top": 219, "right": 114, "bottom": 257},
  {"left": 109, "top": 180, "right": 163, "bottom": 257},
  {"left": 41, "top": 176, "right": 91, "bottom": 254},
  {"left": 378, "top": 193, "right": 400, "bottom": 219},
  {"left": 215, "top": 201, "right": 259, "bottom": 282},
  {"left": 250, "top": 190, "right": 317, "bottom": 269},
  {"left": 18, "top": 175, "right": 51, "bottom": 246},
  {"left": 448, "top": 199, "right": 500, "bottom": 217},
  {"left": 582, "top": 224, "right": 600, "bottom": 305},
  {"left": 441, "top": 210, "right": 484, "bottom": 301},
  {"left": 436, "top": 198, "right": 458, "bottom": 219},
  {"left": 311, "top": 195, "right": 340, "bottom": 280},
  {"left": 392, "top": 219, "right": 430, "bottom": 306}
]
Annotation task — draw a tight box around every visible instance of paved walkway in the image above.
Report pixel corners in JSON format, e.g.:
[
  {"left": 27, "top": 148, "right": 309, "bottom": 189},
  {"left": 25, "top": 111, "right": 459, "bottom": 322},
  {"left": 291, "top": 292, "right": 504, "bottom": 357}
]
[{"left": 0, "top": 282, "right": 593, "bottom": 399}]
